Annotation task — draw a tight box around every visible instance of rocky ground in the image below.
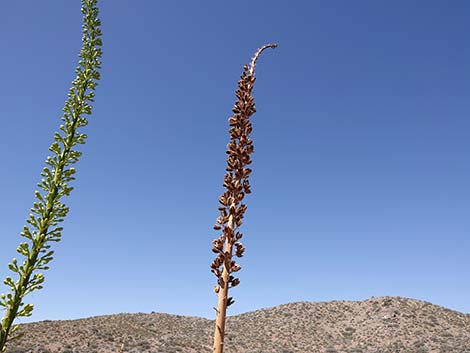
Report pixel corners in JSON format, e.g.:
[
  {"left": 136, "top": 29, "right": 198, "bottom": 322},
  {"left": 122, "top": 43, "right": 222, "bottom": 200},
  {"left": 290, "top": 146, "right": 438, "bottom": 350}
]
[{"left": 6, "top": 296, "right": 470, "bottom": 353}]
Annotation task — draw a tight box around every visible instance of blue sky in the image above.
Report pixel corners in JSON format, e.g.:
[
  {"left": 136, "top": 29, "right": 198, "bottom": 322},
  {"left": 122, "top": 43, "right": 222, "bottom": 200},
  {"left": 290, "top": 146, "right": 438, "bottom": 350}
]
[{"left": 1, "top": 1, "right": 469, "bottom": 323}]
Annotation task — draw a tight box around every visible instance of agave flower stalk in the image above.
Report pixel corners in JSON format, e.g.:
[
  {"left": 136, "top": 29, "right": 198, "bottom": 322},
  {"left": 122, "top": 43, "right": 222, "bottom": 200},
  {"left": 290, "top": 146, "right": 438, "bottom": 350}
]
[
  {"left": 0, "top": 1, "right": 102, "bottom": 351},
  {"left": 211, "top": 43, "right": 276, "bottom": 353}
]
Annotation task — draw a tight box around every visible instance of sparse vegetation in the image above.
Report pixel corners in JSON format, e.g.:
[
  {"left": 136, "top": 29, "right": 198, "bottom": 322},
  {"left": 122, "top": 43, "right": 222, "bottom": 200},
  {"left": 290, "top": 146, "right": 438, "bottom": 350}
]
[{"left": 6, "top": 297, "right": 470, "bottom": 353}]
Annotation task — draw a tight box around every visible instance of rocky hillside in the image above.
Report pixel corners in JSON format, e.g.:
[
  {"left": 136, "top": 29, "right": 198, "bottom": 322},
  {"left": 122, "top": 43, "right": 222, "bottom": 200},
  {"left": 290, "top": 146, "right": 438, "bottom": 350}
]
[{"left": 6, "top": 296, "right": 470, "bottom": 353}]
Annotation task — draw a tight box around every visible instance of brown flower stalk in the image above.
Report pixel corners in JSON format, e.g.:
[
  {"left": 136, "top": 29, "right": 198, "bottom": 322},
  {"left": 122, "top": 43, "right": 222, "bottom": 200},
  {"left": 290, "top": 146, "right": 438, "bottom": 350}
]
[{"left": 211, "top": 43, "right": 277, "bottom": 353}]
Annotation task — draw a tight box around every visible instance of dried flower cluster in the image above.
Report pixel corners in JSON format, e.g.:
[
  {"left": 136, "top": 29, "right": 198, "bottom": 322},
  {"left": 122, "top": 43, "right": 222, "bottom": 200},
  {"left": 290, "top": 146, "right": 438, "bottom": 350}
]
[{"left": 211, "top": 43, "right": 277, "bottom": 353}]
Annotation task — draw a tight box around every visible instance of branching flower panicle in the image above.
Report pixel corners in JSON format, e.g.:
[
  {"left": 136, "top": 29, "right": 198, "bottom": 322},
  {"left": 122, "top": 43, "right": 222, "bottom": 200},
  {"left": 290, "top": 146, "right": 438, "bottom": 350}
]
[
  {"left": 211, "top": 43, "right": 276, "bottom": 353},
  {"left": 0, "top": 1, "right": 102, "bottom": 351}
]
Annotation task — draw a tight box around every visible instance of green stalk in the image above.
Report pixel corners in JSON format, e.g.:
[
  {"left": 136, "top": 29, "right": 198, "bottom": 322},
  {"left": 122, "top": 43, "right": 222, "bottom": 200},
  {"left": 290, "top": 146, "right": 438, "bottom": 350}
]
[{"left": 0, "top": 1, "right": 102, "bottom": 351}]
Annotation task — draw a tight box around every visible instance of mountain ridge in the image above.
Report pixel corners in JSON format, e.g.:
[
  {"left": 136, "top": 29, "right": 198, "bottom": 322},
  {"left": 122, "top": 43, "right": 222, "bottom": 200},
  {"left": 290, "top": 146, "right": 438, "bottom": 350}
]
[
  {"left": 8, "top": 296, "right": 470, "bottom": 353},
  {"left": 26, "top": 296, "right": 470, "bottom": 324}
]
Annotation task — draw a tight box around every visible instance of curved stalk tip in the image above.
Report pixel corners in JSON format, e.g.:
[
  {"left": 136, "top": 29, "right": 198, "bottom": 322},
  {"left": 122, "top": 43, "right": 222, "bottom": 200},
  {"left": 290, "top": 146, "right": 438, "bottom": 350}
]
[{"left": 248, "top": 43, "right": 278, "bottom": 76}]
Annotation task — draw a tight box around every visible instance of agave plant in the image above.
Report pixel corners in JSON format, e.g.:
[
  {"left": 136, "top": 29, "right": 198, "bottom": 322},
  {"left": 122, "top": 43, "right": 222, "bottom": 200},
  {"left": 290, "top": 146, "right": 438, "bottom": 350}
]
[
  {"left": 0, "top": 1, "right": 102, "bottom": 351},
  {"left": 211, "top": 43, "right": 276, "bottom": 353}
]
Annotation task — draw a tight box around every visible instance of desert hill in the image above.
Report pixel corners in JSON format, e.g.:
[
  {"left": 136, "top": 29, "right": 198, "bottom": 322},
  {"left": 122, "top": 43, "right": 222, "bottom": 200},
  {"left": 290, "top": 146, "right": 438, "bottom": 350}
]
[{"left": 7, "top": 296, "right": 470, "bottom": 353}]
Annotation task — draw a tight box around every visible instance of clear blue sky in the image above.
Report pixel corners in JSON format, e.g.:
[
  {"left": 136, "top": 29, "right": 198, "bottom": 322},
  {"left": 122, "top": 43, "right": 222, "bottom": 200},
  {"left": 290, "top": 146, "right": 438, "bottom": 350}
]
[{"left": 1, "top": 1, "right": 469, "bottom": 323}]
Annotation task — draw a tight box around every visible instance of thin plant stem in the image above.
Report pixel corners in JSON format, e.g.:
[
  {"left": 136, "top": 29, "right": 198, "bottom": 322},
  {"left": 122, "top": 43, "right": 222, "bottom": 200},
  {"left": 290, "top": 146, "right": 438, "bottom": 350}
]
[
  {"left": 211, "top": 43, "right": 276, "bottom": 353},
  {"left": 0, "top": 1, "right": 102, "bottom": 351}
]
